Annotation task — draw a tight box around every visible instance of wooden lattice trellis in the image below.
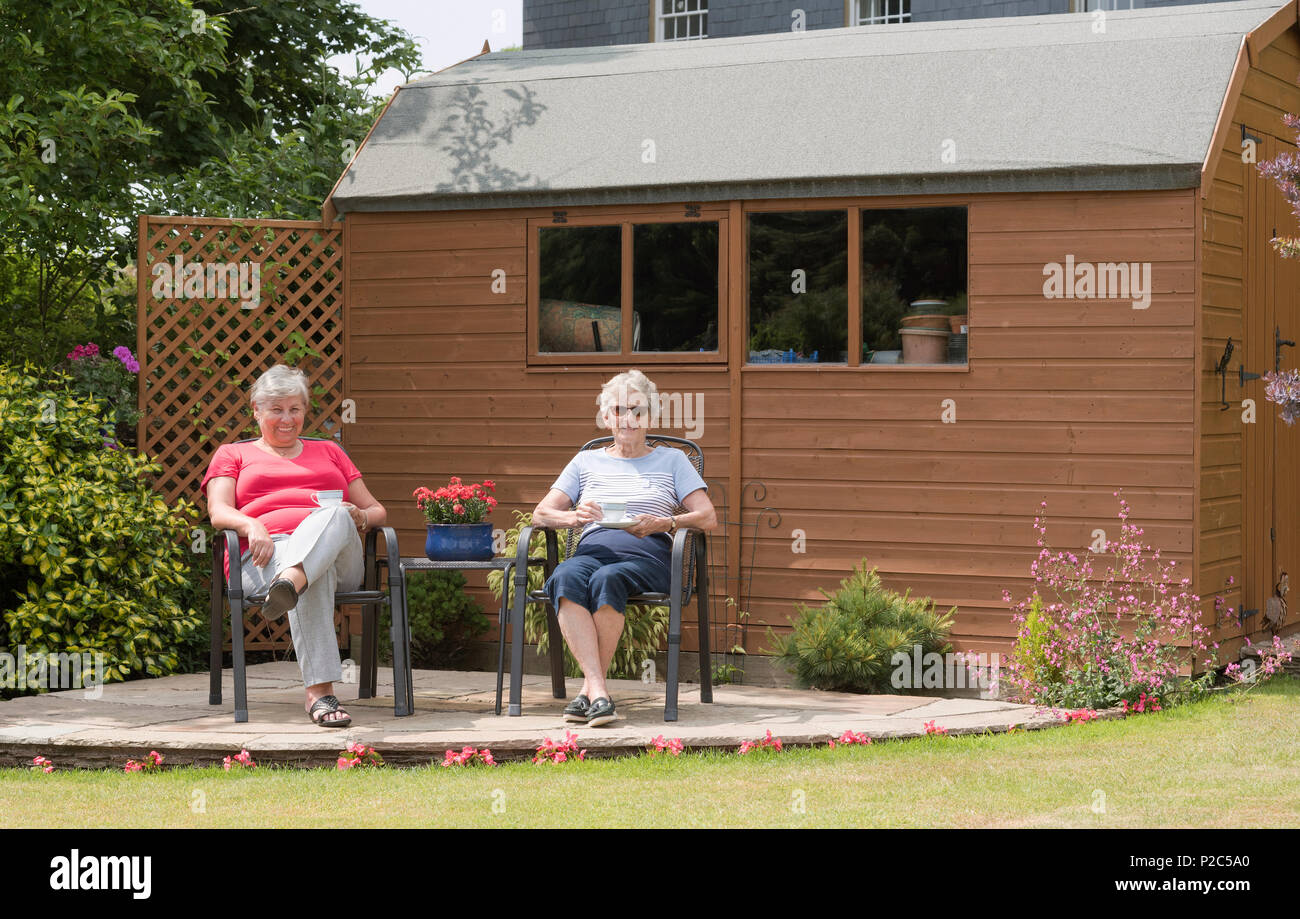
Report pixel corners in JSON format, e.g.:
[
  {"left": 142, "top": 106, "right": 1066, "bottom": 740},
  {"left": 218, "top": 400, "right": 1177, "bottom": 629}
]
[{"left": 136, "top": 215, "right": 353, "bottom": 650}]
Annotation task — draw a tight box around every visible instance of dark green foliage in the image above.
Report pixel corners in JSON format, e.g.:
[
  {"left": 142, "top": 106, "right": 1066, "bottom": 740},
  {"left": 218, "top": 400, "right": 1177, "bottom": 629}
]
[
  {"left": 771, "top": 563, "right": 956, "bottom": 693},
  {"left": 0, "top": 363, "right": 203, "bottom": 696},
  {"left": 379, "top": 571, "right": 488, "bottom": 670}
]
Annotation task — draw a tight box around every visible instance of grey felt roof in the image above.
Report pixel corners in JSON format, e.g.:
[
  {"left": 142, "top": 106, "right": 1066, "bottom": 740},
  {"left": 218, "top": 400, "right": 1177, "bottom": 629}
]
[{"left": 329, "top": 0, "right": 1286, "bottom": 214}]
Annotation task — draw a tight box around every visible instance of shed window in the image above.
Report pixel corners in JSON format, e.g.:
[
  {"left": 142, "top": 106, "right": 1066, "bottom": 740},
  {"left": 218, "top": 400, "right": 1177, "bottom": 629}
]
[
  {"left": 633, "top": 221, "right": 718, "bottom": 352},
  {"left": 538, "top": 225, "right": 622, "bottom": 353},
  {"left": 657, "top": 0, "right": 708, "bottom": 41},
  {"left": 747, "top": 210, "right": 848, "bottom": 364},
  {"left": 862, "top": 207, "right": 967, "bottom": 366},
  {"left": 530, "top": 212, "right": 725, "bottom": 365}
]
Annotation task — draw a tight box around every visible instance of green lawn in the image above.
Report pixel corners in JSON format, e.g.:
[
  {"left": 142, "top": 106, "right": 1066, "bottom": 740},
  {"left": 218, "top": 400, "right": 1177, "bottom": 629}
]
[{"left": 4, "top": 678, "right": 1299, "bottom": 828}]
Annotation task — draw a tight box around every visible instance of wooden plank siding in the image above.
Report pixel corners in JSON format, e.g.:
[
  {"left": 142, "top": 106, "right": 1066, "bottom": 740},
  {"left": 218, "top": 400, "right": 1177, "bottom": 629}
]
[
  {"left": 343, "top": 184, "right": 1200, "bottom": 659},
  {"left": 742, "top": 191, "right": 1196, "bottom": 654},
  {"left": 1200, "top": 24, "right": 1300, "bottom": 658}
]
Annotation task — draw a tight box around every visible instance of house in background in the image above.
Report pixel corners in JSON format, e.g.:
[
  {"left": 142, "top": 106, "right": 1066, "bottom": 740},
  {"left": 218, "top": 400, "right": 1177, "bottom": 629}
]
[
  {"left": 524, "top": 0, "right": 1235, "bottom": 48},
  {"left": 244, "top": 0, "right": 1300, "bottom": 668}
]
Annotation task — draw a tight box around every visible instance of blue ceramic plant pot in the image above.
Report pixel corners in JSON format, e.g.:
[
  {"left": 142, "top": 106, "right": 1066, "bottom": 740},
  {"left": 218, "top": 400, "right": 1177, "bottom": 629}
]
[{"left": 425, "top": 523, "right": 494, "bottom": 561}]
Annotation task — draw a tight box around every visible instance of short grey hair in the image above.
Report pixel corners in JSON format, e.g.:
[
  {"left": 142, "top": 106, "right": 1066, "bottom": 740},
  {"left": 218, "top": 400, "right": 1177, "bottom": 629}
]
[
  {"left": 597, "top": 369, "right": 658, "bottom": 416},
  {"left": 250, "top": 364, "right": 310, "bottom": 410}
]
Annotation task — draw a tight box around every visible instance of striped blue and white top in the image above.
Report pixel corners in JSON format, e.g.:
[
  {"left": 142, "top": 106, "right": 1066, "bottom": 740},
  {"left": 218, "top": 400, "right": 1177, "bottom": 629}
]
[{"left": 551, "top": 445, "right": 708, "bottom": 566}]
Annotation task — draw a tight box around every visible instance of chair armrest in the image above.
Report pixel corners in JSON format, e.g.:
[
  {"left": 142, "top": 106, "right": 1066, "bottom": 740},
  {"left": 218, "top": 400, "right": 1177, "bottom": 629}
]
[
  {"left": 366, "top": 526, "right": 401, "bottom": 590},
  {"left": 215, "top": 529, "right": 244, "bottom": 600}
]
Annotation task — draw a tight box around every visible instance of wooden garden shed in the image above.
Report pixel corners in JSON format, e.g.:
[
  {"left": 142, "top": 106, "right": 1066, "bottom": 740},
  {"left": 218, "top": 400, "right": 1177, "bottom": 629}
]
[{"left": 319, "top": 0, "right": 1300, "bottom": 662}]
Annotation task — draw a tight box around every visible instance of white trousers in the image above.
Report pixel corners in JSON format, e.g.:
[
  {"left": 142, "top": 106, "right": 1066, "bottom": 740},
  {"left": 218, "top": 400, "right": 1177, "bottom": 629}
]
[{"left": 238, "top": 505, "right": 364, "bottom": 688}]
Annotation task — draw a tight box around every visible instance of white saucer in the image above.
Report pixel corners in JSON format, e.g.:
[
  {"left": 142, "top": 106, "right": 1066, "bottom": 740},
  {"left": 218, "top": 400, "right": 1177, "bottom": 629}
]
[{"left": 596, "top": 519, "right": 636, "bottom": 529}]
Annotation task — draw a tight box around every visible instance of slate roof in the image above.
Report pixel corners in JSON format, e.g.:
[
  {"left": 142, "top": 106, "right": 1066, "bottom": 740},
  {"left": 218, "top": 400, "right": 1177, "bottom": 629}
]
[{"left": 328, "top": 0, "right": 1287, "bottom": 214}]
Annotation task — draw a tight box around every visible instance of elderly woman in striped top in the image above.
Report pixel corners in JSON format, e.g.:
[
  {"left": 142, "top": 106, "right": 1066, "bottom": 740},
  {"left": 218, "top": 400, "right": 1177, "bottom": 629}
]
[{"left": 531, "top": 369, "right": 717, "bottom": 726}]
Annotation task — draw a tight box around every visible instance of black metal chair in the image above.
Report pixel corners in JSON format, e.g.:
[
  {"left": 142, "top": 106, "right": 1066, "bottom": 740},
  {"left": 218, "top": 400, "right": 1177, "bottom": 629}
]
[
  {"left": 506, "top": 434, "right": 713, "bottom": 722},
  {"left": 205, "top": 440, "right": 410, "bottom": 723}
]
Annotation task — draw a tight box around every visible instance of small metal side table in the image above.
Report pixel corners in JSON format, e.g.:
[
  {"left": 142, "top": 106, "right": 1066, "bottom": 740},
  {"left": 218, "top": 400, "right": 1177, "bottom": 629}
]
[{"left": 392, "top": 555, "right": 548, "bottom": 716}]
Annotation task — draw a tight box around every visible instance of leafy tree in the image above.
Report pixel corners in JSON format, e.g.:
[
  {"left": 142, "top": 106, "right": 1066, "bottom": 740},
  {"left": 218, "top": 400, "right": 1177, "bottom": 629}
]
[{"left": 0, "top": 0, "right": 421, "bottom": 368}]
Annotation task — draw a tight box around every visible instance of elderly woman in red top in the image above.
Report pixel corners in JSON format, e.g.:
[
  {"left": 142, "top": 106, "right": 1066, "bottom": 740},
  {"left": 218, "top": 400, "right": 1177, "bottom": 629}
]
[{"left": 200, "top": 364, "right": 387, "bottom": 727}]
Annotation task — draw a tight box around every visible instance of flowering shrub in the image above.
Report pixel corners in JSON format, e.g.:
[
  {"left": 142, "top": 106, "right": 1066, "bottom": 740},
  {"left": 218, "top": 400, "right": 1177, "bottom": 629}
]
[
  {"left": 64, "top": 341, "right": 142, "bottom": 444},
  {"left": 1120, "top": 693, "right": 1162, "bottom": 715},
  {"left": 647, "top": 735, "right": 684, "bottom": 757},
  {"left": 923, "top": 720, "right": 948, "bottom": 736},
  {"left": 31, "top": 755, "right": 54, "bottom": 774},
  {"left": 738, "top": 729, "right": 783, "bottom": 754},
  {"left": 1262, "top": 369, "right": 1300, "bottom": 426},
  {"left": 414, "top": 477, "right": 498, "bottom": 525},
  {"left": 0, "top": 363, "right": 202, "bottom": 699},
  {"left": 124, "top": 750, "right": 164, "bottom": 773},
  {"left": 828, "top": 730, "right": 872, "bottom": 748},
  {"left": 1223, "top": 636, "right": 1294, "bottom": 691},
  {"left": 337, "top": 743, "right": 383, "bottom": 770},
  {"left": 533, "top": 731, "right": 587, "bottom": 764},
  {"left": 1063, "top": 709, "right": 1099, "bottom": 723},
  {"left": 223, "top": 749, "right": 257, "bottom": 771},
  {"left": 441, "top": 746, "right": 497, "bottom": 767},
  {"left": 1002, "top": 494, "right": 1218, "bottom": 710}
]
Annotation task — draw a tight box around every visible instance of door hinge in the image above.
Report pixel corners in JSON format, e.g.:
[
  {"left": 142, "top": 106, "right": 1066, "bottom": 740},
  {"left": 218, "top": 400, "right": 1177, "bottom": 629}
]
[{"left": 1271, "top": 526, "right": 1276, "bottom": 541}]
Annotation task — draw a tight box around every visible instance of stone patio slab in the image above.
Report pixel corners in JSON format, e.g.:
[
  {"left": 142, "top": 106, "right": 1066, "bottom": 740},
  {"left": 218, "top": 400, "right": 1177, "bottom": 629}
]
[{"left": 0, "top": 663, "right": 1093, "bottom": 768}]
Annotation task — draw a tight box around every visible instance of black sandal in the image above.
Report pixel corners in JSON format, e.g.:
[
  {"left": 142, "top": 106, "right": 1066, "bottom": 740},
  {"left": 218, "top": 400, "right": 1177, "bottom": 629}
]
[
  {"left": 308, "top": 694, "right": 352, "bottom": 728},
  {"left": 261, "top": 577, "right": 301, "bottom": 621}
]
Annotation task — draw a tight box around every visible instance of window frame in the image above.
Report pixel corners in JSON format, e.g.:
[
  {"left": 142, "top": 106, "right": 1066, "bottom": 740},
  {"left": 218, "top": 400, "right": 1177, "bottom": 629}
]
[
  {"left": 741, "top": 199, "right": 971, "bottom": 371},
  {"left": 653, "top": 0, "right": 709, "bottom": 42},
  {"left": 527, "top": 208, "right": 729, "bottom": 366},
  {"left": 855, "top": 0, "right": 911, "bottom": 25}
]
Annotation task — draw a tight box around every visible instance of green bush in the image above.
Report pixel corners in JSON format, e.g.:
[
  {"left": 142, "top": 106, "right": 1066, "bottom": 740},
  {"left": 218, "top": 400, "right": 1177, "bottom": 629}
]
[
  {"left": 488, "top": 510, "right": 668, "bottom": 679},
  {"left": 379, "top": 570, "right": 488, "bottom": 669},
  {"left": 771, "top": 562, "right": 956, "bottom": 693},
  {"left": 0, "top": 362, "right": 202, "bottom": 696},
  {"left": 1007, "top": 592, "right": 1061, "bottom": 691}
]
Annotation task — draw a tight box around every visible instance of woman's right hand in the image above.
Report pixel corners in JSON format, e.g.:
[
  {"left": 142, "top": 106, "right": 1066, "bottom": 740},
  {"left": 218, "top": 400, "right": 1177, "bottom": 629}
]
[
  {"left": 572, "top": 500, "right": 604, "bottom": 527},
  {"left": 246, "top": 520, "right": 275, "bottom": 567}
]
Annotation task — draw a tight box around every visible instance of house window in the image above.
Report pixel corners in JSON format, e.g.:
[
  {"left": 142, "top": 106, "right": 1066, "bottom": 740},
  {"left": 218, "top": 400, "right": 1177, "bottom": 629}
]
[
  {"left": 657, "top": 0, "right": 708, "bottom": 41},
  {"left": 747, "top": 210, "right": 848, "bottom": 364},
  {"left": 861, "top": 207, "right": 967, "bottom": 366},
  {"left": 531, "top": 212, "right": 725, "bottom": 364},
  {"left": 856, "top": 0, "right": 910, "bottom": 25},
  {"left": 1069, "top": 0, "right": 1142, "bottom": 9}
]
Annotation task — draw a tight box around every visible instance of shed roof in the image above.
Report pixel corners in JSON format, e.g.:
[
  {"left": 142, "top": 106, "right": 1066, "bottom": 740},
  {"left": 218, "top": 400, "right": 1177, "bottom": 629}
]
[{"left": 328, "top": 0, "right": 1292, "bottom": 215}]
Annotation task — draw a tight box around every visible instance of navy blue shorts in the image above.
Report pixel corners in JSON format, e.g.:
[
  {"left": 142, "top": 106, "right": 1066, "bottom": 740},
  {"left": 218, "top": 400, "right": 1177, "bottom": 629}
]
[{"left": 544, "top": 542, "right": 670, "bottom": 615}]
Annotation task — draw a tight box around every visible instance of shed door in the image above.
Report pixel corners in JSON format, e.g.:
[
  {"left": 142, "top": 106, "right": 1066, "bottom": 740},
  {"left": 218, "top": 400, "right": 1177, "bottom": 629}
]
[
  {"left": 1267, "top": 137, "right": 1299, "bottom": 620},
  {"left": 1254, "top": 135, "right": 1300, "bottom": 623}
]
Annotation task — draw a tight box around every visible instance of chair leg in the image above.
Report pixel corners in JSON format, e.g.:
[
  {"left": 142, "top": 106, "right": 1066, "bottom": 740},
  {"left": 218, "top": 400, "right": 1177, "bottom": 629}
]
[
  {"left": 665, "top": 594, "right": 682, "bottom": 722},
  {"left": 389, "top": 593, "right": 412, "bottom": 717},
  {"left": 230, "top": 600, "right": 248, "bottom": 723},
  {"left": 361, "top": 604, "right": 377, "bottom": 700},
  {"left": 495, "top": 564, "right": 511, "bottom": 716},
  {"left": 209, "top": 584, "right": 224, "bottom": 706},
  {"left": 508, "top": 585, "right": 527, "bottom": 718},
  {"left": 697, "top": 539, "right": 713, "bottom": 705},
  {"left": 547, "top": 604, "right": 565, "bottom": 700}
]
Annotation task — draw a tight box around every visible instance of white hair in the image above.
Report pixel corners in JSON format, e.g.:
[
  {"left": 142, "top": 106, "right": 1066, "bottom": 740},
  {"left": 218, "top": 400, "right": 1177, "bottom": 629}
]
[
  {"left": 597, "top": 369, "right": 658, "bottom": 413},
  {"left": 249, "top": 364, "right": 310, "bottom": 410}
]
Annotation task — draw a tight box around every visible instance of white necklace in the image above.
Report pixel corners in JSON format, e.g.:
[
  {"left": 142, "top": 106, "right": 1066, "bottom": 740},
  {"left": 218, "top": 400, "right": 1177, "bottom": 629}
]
[{"left": 260, "top": 438, "right": 301, "bottom": 457}]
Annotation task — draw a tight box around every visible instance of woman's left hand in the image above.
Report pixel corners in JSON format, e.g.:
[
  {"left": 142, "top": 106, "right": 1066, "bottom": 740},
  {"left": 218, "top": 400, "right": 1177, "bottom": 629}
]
[
  {"left": 625, "top": 514, "right": 670, "bottom": 539},
  {"left": 341, "top": 501, "right": 367, "bottom": 531}
]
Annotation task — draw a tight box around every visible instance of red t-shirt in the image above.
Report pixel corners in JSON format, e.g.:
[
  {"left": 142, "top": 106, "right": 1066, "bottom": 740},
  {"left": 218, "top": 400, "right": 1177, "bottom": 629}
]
[{"left": 200, "top": 439, "right": 363, "bottom": 575}]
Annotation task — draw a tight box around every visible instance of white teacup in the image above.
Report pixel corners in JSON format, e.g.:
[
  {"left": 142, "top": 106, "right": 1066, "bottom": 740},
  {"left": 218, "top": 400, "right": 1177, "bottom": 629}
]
[
  {"left": 313, "top": 490, "right": 344, "bottom": 507},
  {"left": 599, "top": 501, "right": 627, "bottom": 522}
]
